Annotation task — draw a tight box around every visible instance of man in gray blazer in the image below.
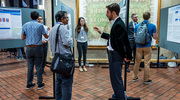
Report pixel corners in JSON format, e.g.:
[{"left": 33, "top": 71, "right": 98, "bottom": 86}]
[
  {"left": 49, "top": 11, "right": 73, "bottom": 100},
  {"left": 126, "top": 13, "right": 141, "bottom": 72}
]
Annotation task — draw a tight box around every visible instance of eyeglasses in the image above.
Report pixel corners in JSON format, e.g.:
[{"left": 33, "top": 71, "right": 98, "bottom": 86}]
[
  {"left": 63, "top": 17, "right": 69, "bottom": 19},
  {"left": 38, "top": 18, "right": 43, "bottom": 20}
]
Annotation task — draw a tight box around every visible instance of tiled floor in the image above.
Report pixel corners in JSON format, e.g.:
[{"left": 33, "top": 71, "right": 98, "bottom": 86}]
[{"left": 0, "top": 52, "right": 180, "bottom": 100}]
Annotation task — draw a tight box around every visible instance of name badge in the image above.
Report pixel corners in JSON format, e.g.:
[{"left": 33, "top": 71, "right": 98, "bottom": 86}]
[{"left": 81, "top": 36, "right": 84, "bottom": 39}]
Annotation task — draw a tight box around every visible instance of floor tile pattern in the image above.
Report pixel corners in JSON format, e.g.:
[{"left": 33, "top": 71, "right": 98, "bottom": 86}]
[{"left": 0, "top": 52, "right": 180, "bottom": 100}]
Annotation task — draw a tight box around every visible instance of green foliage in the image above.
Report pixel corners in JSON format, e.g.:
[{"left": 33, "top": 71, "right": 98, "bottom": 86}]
[
  {"left": 129, "top": 0, "right": 152, "bottom": 23},
  {"left": 84, "top": 0, "right": 152, "bottom": 44}
]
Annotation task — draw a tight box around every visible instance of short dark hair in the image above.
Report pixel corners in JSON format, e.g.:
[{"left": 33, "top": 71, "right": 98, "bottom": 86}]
[
  {"left": 143, "top": 12, "right": 151, "bottom": 20},
  {"left": 106, "top": 3, "right": 120, "bottom": 15},
  {"left": 131, "top": 13, "right": 137, "bottom": 18},
  {"left": 31, "top": 11, "right": 39, "bottom": 20},
  {"left": 39, "top": 15, "right": 42, "bottom": 17},
  {"left": 55, "top": 11, "right": 67, "bottom": 22}
]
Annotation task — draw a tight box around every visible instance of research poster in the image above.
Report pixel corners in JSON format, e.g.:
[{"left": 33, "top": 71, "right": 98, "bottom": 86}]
[
  {"left": 0, "top": 8, "right": 22, "bottom": 40},
  {"left": 61, "top": 4, "right": 73, "bottom": 38},
  {"left": 119, "top": 0, "right": 126, "bottom": 23},
  {"left": 119, "top": 6, "right": 126, "bottom": 23},
  {"left": 167, "top": 5, "right": 180, "bottom": 43}
]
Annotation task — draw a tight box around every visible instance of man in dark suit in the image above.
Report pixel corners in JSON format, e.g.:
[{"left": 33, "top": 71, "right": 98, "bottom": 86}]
[
  {"left": 94, "top": 3, "right": 132, "bottom": 100},
  {"left": 126, "top": 13, "right": 141, "bottom": 72}
]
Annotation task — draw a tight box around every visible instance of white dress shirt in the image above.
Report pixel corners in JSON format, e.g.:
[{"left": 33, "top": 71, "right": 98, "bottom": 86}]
[{"left": 107, "top": 16, "right": 120, "bottom": 51}]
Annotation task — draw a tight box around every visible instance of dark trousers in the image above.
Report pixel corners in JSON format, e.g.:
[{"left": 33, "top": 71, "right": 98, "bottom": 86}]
[
  {"left": 108, "top": 51, "right": 125, "bottom": 100},
  {"left": 77, "top": 42, "right": 87, "bottom": 66},
  {"left": 55, "top": 74, "right": 73, "bottom": 100},
  {"left": 125, "top": 43, "right": 136, "bottom": 69},
  {"left": 26, "top": 46, "right": 43, "bottom": 85},
  {"left": 42, "top": 43, "right": 48, "bottom": 72}
]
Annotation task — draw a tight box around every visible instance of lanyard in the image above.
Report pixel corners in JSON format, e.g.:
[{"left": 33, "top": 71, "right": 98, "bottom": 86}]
[{"left": 81, "top": 27, "right": 84, "bottom": 35}]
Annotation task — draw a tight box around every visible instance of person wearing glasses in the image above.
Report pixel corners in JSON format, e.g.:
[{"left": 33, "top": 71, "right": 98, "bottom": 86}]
[
  {"left": 49, "top": 11, "right": 73, "bottom": 100},
  {"left": 75, "top": 17, "right": 88, "bottom": 72},
  {"left": 34, "top": 15, "right": 50, "bottom": 76}
]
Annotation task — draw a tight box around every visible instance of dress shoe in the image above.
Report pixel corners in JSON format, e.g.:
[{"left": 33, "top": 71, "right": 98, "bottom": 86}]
[{"left": 109, "top": 98, "right": 117, "bottom": 100}]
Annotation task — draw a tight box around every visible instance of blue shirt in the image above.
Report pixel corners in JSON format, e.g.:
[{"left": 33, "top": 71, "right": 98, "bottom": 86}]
[
  {"left": 21, "top": 20, "right": 46, "bottom": 45},
  {"left": 42, "top": 25, "right": 49, "bottom": 41},
  {"left": 134, "top": 20, "right": 157, "bottom": 48}
]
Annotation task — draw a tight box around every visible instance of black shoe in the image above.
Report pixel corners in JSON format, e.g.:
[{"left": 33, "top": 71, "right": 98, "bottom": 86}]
[
  {"left": 139, "top": 69, "right": 142, "bottom": 71},
  {"left": 26, "top": 83, "right": 36, "bottom": 89},
  {"left": 132, "top": 78, "right": 138, "bottom": 82},
  {"left": 127, "top": 69, "right": 130, "bottom": 72},
  {"left": 34, "top": 72, "right": 37, "bottom": 77},
  {"left": 43, "top": 71, "right": 46, "bottom": 75},
  {"left": 37, "top": 83, "right": 45, "bottom": 89},
  {"left": 127, "top": 97, "right": 141, "bottom": 100},
  {"left": 112, "top": 94, "right": 116, "bottom": 98},
  {"left": 109, "top": 98, "right": 117, "bottom": 100},
  {"left": 144, "top": 80, "right": 152, "bottom": 84}
]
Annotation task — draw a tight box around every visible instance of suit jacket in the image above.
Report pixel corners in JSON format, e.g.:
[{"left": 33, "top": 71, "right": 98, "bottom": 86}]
[
  {"left": 128, "top": 21, "right": 135, "bottom": 39},
  {"left": 128, "top": 21, "right": 138, "bottom": 49},
  {"left": 101, "top": 17, "right": 132, "bottom": 60}
]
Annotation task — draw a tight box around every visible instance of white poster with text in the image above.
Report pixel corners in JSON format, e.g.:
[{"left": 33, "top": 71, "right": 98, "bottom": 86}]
[
  {"left": 0, "top": 8, "right": 22, "bottom": 40},
  {"left": 167, "top": 5, "right": 180, "bottom": 43}
]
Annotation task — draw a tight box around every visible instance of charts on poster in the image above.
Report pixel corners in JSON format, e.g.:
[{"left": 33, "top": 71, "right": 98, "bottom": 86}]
[
  {"left": 0, "top": 8, "right": 22, "bottom": 40},
  {"left": 167, "top": 5, "right": 180, "bottom": 43}
]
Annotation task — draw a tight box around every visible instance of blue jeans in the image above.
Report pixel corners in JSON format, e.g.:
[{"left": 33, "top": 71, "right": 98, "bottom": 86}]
[
  {"left": 55, "top": 74, "right": 73, "bottom": 100},
  {"left": 26, "top": 46, "right": 43, "bottom": 85},
  {"left": 77, "top": 42, "right": 87, "bottom": 66},
  {"left": 108, "top": 51, "right": 125, "bottom": 100}
]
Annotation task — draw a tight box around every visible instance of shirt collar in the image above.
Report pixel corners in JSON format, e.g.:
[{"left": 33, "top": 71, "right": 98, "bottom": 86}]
[
  {"left": 143, "top": 20, "right": 149, "bottom": 23},
  {"left": 56, "top": 22, "right": 64, "bottom": 25},
  {"left": 112, "top": 16, "right": 119, "bottom": 25},
  {"left": 114, "top": 17, "right": 119, "bottom": 23},
  {"left": 132, "top": 21, "right": 137, "bottom": 24},
  {"left": 31, "top": 20, "right": 37, "bottom": 22}
]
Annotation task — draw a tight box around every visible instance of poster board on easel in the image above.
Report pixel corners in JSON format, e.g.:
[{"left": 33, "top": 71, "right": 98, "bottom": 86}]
[
  {"left": 0, "top": 7, "right": 44, "bottom": 49},
  {"left": 159, "top": 4, "right": 180, "bottom": 53}
]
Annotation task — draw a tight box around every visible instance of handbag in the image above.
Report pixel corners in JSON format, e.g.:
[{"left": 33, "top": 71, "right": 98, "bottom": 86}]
[{"left": 50, "top": 24, "right": 75, "bottom": 77}]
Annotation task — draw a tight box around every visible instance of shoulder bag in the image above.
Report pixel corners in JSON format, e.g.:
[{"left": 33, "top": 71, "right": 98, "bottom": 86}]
[{"left": 50, "top": 24, "right": 75, "bottom": 77}]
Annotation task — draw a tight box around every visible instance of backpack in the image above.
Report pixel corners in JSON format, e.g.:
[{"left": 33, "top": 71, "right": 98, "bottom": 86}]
[{"left": 135, "top": 23, "right": 150, "bottom": 46}]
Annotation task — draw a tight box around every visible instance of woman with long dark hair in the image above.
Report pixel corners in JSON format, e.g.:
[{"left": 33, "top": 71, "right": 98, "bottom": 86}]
[{"left": 75, "top": 17, "right": 88, "bottom": 72}]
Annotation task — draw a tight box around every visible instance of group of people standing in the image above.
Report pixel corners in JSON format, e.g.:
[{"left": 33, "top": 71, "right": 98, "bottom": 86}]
[{"left": 21, "top": 2, "right": 157, "bottom": 100}]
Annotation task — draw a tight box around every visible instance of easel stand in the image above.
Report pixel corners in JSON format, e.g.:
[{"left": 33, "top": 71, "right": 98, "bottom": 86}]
[
  {"left": 39, "top": 72, "right": 55, "bottom": 99},
  {"left": 124, "top": 63, "right": 140, "bottom": 100},
  {"left": 39, "top": 0, "right": 56, "bottom": 99},
  {"left": 125, "top": 0, "right": 140, "bottom": 100}
]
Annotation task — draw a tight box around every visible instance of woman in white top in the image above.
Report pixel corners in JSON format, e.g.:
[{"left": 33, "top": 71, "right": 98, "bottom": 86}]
[{"left": 75, "top": 17, "right": 88, "bottom": 72}]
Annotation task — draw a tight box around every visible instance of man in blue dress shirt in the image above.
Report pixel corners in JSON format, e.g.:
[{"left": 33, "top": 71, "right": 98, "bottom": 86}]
[{"left": 21, "top": 11, "right": 49, "bottom": 89}]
